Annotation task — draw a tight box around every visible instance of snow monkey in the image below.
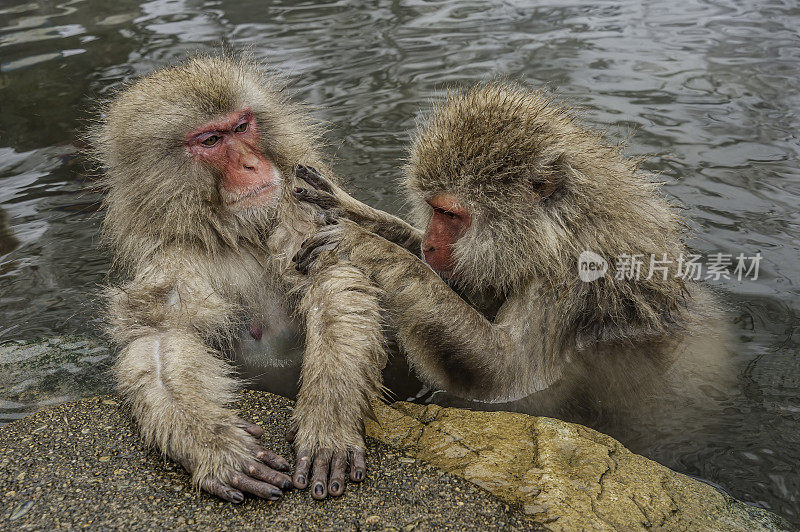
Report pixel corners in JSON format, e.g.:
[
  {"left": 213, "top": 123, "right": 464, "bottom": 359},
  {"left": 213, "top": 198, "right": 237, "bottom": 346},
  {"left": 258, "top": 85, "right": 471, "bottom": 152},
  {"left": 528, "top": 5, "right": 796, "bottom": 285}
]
[
  {"left": 93, "top": 55, "right": 388, "bottom": 502},
  {"left": 293, "top": 83, "right": 729, "bottom": 425}
]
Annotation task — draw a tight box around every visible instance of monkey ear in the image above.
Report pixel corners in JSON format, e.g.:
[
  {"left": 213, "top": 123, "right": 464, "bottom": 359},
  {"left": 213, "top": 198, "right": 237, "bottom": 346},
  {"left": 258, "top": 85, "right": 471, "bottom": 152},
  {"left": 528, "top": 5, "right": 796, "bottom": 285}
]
[
  {"left": 533, "top": 179, "right": 559, "bottom": 199},
  {"left": 525, "top": 165, "right": 560, "bottom": 199}
]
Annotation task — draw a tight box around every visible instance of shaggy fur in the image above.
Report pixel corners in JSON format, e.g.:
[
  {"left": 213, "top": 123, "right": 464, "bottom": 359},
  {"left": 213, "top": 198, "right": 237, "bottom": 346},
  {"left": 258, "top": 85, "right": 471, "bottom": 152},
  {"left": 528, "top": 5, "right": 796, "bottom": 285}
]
[
  {"left": 297, "top": 82, "right": 727, "bottom": 413},
  {"left": 92, "top": 54, "right": 384, "bottom": 494}
]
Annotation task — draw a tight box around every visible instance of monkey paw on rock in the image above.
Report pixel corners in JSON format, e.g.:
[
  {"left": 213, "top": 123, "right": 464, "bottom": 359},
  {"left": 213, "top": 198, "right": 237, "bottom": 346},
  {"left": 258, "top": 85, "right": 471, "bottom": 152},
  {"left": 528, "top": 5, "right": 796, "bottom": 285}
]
[
  {"left": 285, "top": 424, "right": 366, "bottom": 499},
  {"left": 180, "top": 417, "right": 292, "bottom": 503}
]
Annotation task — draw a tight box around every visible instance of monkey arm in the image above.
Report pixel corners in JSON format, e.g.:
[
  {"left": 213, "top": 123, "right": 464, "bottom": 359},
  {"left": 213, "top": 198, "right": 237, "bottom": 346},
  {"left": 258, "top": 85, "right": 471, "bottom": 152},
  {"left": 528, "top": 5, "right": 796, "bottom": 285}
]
[
  {"left": 107, "top": 271, "right": 291, "bottom": 502},
  {"left": 290, "top": 261, "right": 385, "bottom": 498},
  {"left": 295, "top": 164, "right": 423, "bottom": 256},
  {"left": 338, "top": 199, "right": 423, "bottom": 257},
  {"left": 295, "top": 223, "right": 560, "bottom": 402}
]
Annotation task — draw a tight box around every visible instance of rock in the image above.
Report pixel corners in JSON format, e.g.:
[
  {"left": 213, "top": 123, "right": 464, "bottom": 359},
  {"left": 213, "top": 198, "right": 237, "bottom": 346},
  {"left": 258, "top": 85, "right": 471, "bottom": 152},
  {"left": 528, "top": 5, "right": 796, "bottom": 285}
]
[
  {"left": 0, "top": 338, "right": 113, "bottom": 424},
  {"left": 0, "top": 389, "right": 788, "bottom": 530},
  {"left": 0, "top": 391, "right": 529, "bottom": 530},
  {"left": 365, "top": 401, "right": 790, "bottom": 531}
]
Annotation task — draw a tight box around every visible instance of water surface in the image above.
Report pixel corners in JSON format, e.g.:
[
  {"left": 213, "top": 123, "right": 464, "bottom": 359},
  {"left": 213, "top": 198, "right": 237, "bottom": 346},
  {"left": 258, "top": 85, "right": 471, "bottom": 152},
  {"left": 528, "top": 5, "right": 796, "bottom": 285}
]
[{"left": 0, "top": 0, "right": 798, "bottom": 523}]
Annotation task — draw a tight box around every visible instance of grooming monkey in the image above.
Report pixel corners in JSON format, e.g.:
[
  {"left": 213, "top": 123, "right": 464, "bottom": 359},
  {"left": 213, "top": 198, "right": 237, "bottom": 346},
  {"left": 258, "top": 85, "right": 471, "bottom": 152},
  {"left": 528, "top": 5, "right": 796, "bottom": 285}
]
[
  {"left": 93, "top": 55, "right": 387, "bottom": 502},
  {"left": 294, "top": 83, "right": 729, "bottom": 421}
]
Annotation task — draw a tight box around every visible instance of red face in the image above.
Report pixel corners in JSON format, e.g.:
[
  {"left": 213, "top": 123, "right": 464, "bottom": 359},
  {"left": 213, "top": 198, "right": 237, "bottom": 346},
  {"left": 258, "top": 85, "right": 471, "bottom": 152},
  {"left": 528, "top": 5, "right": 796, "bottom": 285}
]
[
  {"left": 185, "top": 108, "right": 280, "bottom": 210},
  {"left": 422, "top": 194, "right": 471, "bottom": 276}
]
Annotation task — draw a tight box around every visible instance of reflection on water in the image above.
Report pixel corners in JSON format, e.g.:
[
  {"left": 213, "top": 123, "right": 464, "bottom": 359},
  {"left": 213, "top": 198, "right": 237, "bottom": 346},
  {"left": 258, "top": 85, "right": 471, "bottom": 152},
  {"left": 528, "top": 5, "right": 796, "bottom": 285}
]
[{"left": 0, "top": 0, "right": 798, "bottom": 523}]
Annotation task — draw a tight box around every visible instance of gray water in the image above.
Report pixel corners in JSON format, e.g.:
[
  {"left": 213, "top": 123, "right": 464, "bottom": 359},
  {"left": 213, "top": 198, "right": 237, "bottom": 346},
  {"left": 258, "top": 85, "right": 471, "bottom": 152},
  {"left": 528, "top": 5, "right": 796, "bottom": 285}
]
[{"left": 0, "top": 0, "right": 798, "bottom": 523}]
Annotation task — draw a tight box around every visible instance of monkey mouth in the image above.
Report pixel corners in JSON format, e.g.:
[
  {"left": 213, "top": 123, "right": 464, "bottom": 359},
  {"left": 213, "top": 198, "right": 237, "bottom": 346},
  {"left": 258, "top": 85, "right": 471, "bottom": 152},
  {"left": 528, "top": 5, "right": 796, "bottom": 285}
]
[
  {"left": 227, "top": 184, "right": 275, "bottom": 207},
  {"left": 422, "top": 256, "right": 455, "bottom": 279}
]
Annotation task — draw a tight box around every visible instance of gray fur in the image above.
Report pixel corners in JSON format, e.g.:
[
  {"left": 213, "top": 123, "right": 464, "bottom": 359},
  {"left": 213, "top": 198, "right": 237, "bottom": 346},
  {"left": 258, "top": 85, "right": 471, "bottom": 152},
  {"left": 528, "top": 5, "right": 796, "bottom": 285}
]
[
  {"left": 297, "top": 82, "right": 729, "bottom": 413},
  {"left": 92, "top": 54, "right": 384, "bottom": 497}
]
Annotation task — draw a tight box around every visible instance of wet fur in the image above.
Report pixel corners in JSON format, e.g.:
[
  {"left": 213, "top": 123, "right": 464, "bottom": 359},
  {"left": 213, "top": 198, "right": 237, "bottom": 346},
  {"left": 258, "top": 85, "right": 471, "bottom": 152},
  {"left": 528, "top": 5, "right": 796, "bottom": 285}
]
[
  {"left": 311, "top": 83, "right": 727, "bottom": 412},
  {"left": 92, "top": 54, "right": 383, "bottom": 489}
]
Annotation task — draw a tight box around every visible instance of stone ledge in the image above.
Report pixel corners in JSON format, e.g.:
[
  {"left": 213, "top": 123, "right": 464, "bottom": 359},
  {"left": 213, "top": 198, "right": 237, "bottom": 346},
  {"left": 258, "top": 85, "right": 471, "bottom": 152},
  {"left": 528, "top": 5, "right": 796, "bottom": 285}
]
[
  {"left": 0, "top": 390, "right": 789, "bottom": 531},
  {"left": 366, "top": 401, "right": 789, "bottom": 531},
  {"left": 0, "top": 391, "right": 528, "bottom": 531}
]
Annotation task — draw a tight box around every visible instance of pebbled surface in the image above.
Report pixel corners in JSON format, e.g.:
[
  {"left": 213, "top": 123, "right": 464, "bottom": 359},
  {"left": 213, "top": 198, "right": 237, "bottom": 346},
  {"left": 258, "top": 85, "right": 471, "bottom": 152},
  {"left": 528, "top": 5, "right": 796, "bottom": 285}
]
[
  {"left": 0, "top": 391, "right": 530, "bottom": 531},
  {"left": 0, "top": 388, "right": 790, "bottom": 531}
]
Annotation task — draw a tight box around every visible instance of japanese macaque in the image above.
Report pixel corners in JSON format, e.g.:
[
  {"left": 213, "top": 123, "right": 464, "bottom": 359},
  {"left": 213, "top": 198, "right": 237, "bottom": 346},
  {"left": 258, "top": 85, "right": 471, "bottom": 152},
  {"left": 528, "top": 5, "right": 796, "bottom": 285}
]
[
  {"left": 293, "top": 83, "right": 730, "bottom": 422},
  {"left": 92, "top": 55, "right": 386, "bottom": 502}
]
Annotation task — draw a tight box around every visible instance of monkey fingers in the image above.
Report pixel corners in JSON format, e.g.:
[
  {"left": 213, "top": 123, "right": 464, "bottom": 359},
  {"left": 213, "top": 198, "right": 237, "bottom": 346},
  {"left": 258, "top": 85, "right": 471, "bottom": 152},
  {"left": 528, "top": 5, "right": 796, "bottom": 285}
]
[
  {"left": 195, "top": 459, "right": 291, "bottom": 503},
  {"left": 245, "top": 460, "right": 292, "bottom": 489},
  {"left": 216, "top": 454, "right": 291, "bottom": 502},
  {"left": 292, "top": 447, "right": 366, "bottom": 499},
  {"left": 236, "top": 417, "right": 265, "bottom": 438},
  {"left": 285, "top": 423, "right": 298, "bottom": 443},
  {"left": 319, "top": 210, "right": 340, "bottom": 225},
  {"left": 293, "top": 448, "right": 312, "bottom": 489},
  {"left": 293, "top": 226, "right": 345, "bottom": 274},
  {"left": 294, "top": 242, "right": 338, "bottom": 274},
  {"left": 295, "top": 164, "right": 334, "bottom": 193},
  {"left": 349, "top": 449, "right": 366, "bottom": 482},
  {"left": 310, "top": 451, "right": 331, "bottom": 499},
  {"left": 293, "top": 186, "right": 340, "bottom": 211},
  {"left": 244, "top": 441, "right": 291, "bottom": 472},
  {"left": 188, "top": 452, "right": 288, "bottom": 503},
  {"left": 229, "top": 472, "right": 284, "bottom": 501},
  {"left": 200, "top": 476, "right": 245, "bottom": 504},
  {"left": 327, "top": 451, "right": 347, "bottom": 496}
]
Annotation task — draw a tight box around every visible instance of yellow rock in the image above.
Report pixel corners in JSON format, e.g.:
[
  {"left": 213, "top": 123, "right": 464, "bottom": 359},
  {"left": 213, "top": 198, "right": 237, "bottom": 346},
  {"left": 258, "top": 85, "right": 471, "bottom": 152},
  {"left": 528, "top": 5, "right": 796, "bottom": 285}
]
[{"left": 366, "top": 400, "right": 786, "bottom": 531}]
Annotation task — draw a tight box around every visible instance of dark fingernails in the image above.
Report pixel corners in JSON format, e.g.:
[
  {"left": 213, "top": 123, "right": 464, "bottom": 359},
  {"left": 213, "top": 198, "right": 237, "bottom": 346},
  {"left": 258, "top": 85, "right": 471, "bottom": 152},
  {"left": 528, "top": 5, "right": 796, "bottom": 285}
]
[
  {"left": 270, "top": 486, "right": 283, "bottom": 497},
  {"left": 283, "top": 478, "right": 292, "bottom": 489},
  {"left": 231, "top": 491, "right": 244, "bottom": 503},
  {"left": 354, "top": 470, "right": 364, "bottom": 481},
  {"left": 313, "top": 482, "right": 325, "bottom": 498},
  {"left": 295, "top": 475, "right": 306, "bottom": 487},
  {"left": 330, "top": 481, "right": 340, "bottom": 492}
]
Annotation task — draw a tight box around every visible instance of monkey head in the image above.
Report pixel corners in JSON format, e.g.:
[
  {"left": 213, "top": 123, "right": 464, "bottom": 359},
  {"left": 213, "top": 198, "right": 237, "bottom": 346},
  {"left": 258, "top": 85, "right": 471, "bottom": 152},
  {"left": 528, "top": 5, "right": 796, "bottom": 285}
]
[
  {"left": 184, "top": 108, "right": 280, "bottom": 211},
  {"left": 405, "top": 83, "right": 685, "bottom": 298},
  {"left": 93, "top": 54, "right": 319, "bottom": 260},
  {"left": 420, "top": 193, "right": 471, "bottom": 274}
]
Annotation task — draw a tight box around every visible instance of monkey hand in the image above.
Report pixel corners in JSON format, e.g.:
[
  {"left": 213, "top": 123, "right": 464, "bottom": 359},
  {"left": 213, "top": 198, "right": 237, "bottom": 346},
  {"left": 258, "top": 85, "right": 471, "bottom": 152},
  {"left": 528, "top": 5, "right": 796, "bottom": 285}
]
[
  {"left": 294, "top": 164, "right": 424, "bottom": 257},
  {"left": 293, "top": 164, "right": 344, "bottom": 221},
  {"left": 293, "top": 222, "right": 350, "bottom": 275},
  {"left": 178, "top": 416, "right": 293, "bottom": 503},
  {"left": 285, "top": 423, "right": 367, "bottom": 499}
]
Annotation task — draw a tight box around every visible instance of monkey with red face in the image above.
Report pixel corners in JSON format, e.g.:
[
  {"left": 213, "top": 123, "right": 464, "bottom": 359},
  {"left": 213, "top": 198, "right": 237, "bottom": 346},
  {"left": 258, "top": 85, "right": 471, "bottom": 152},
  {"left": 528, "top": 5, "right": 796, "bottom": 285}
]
[
  {"left": 93, "top": 55, "right": 388, "bottom": 502},
  {"left": 293, "top": 83, "right": 729, "bottom": 423}
]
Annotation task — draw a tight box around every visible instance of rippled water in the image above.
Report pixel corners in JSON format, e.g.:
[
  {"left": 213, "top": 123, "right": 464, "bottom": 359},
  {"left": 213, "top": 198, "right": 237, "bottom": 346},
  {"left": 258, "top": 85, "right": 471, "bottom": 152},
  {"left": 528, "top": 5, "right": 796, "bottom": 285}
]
[{"left": 0, "top": 0, "right": 798, "bottom": 523}]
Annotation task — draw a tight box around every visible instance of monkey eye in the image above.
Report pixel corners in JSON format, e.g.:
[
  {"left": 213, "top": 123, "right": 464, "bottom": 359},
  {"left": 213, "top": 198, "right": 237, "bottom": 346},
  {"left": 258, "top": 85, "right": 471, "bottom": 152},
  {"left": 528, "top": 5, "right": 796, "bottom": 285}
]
[
  {"left": 201, "top": 135, "right": 220, "bottom": 146},
  {"left": 434, "top": 207, "right": 459, "bottom": 219},
  {"left": 234, "top": 122, "right": 248, "bottom": 133}
]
